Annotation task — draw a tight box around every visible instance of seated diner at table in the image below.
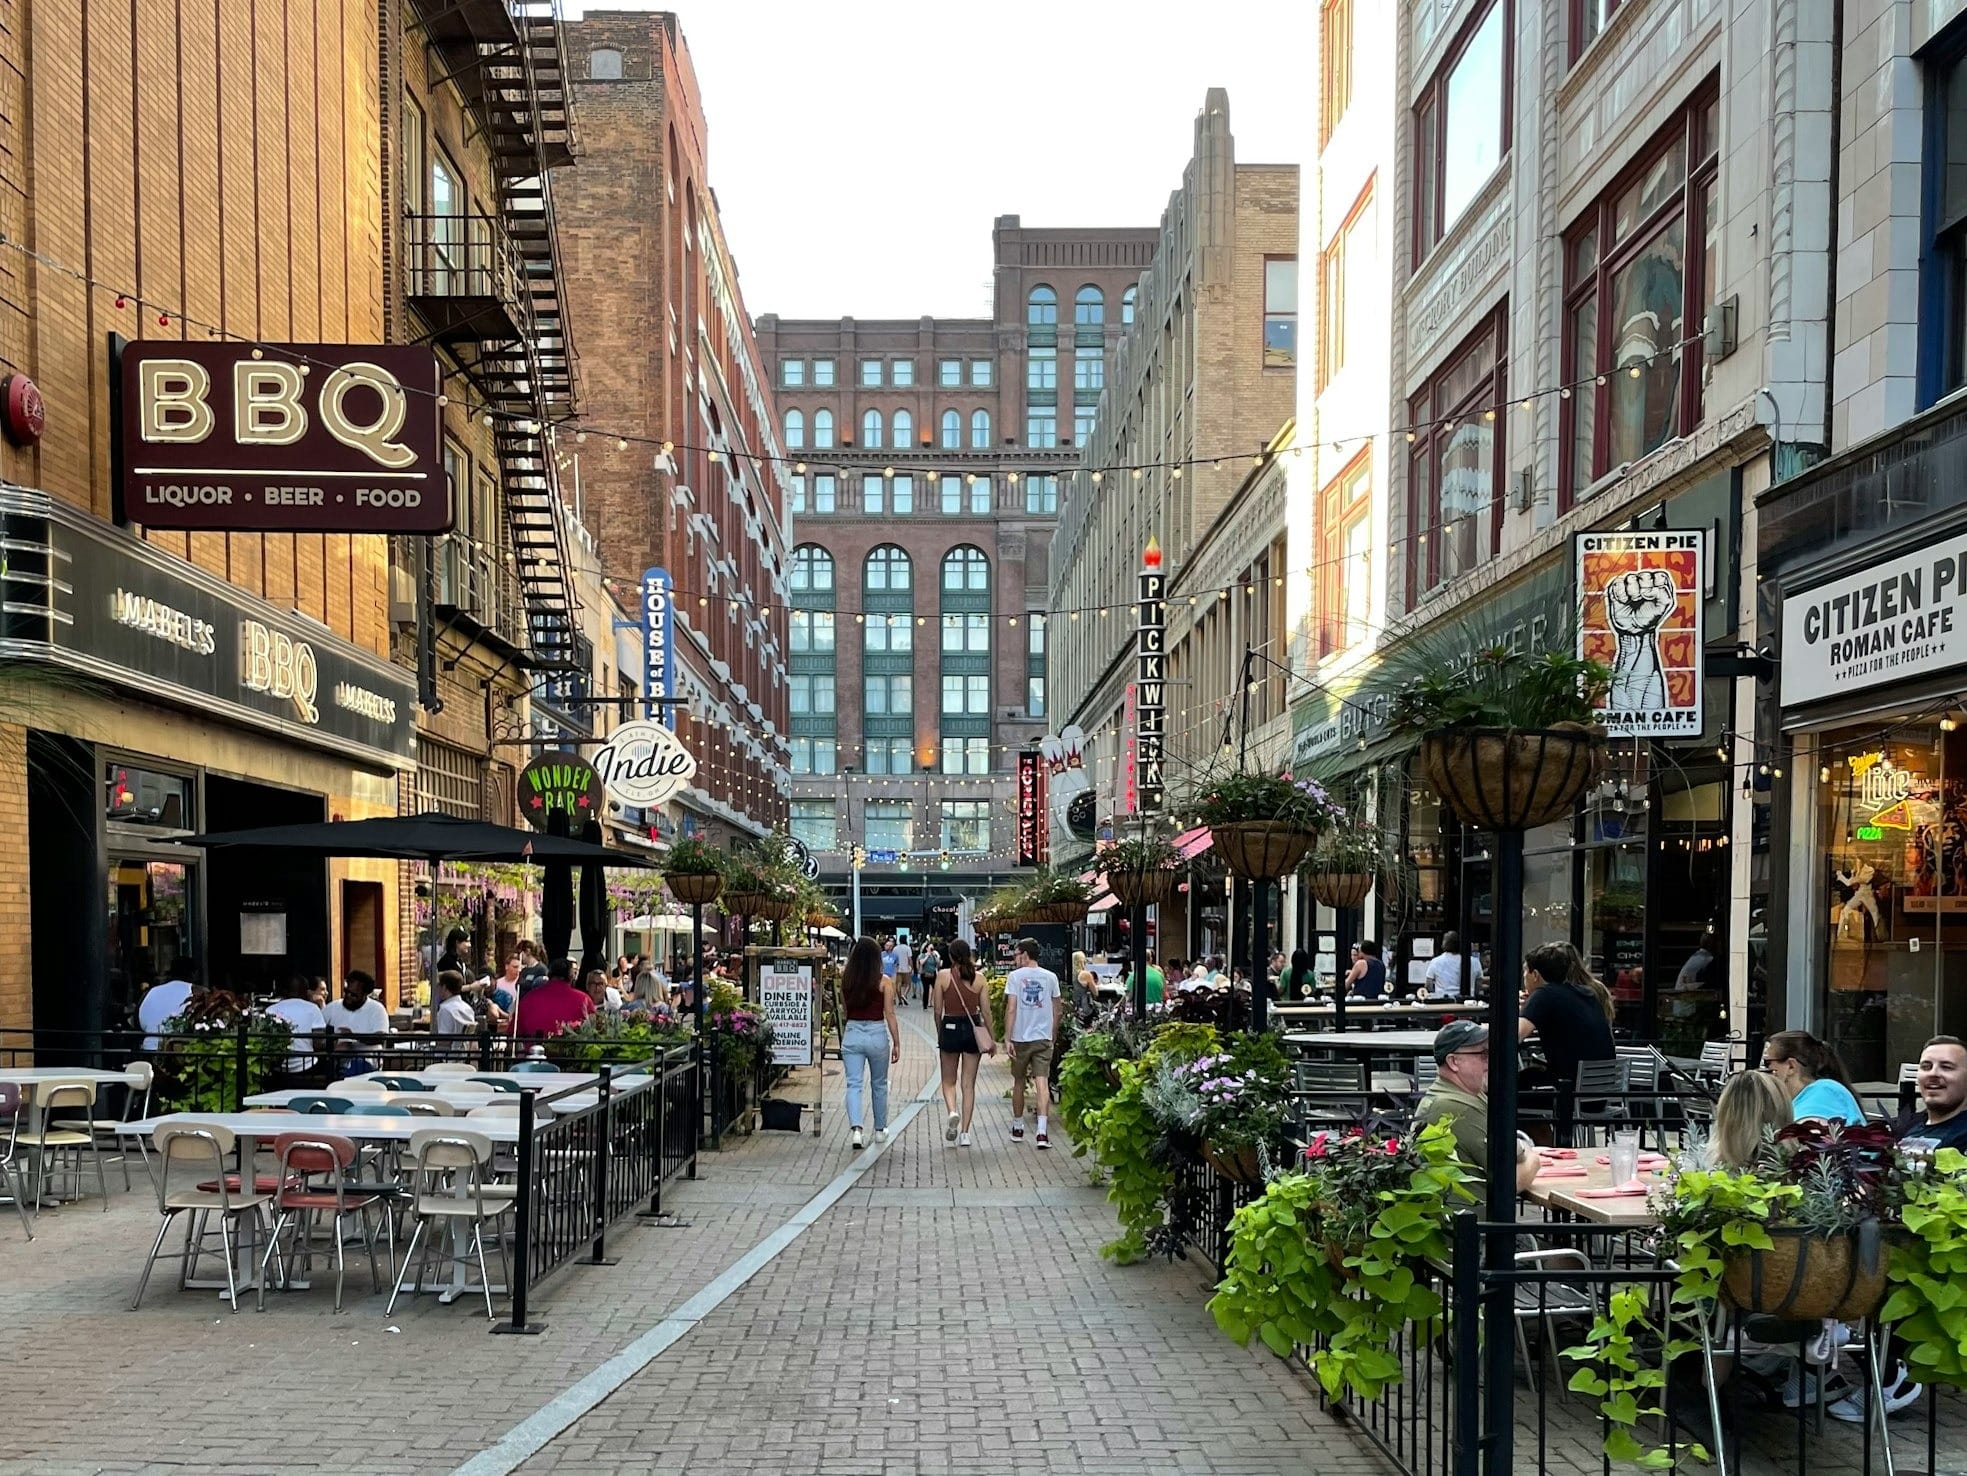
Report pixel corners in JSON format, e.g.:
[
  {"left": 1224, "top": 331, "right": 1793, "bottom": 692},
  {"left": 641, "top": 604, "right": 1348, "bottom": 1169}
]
[
  {"left": 515, "top": 958, "right": 593, "bottom": 1038},
  {"left": 1760, "top": 1029, "right": 1866, "bottom": 1126}
]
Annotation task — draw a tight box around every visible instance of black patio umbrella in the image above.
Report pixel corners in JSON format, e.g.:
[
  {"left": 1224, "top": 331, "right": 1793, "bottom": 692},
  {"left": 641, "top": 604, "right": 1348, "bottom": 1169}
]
[
  {"left": 166, "top": 810, "right": 651, "bottom": 865},
  {"left": 576, "top": 818, "right": 611, "bottom": 983},
  {"left": 540, "top": 808, "right": 576, "bottom": 965}
]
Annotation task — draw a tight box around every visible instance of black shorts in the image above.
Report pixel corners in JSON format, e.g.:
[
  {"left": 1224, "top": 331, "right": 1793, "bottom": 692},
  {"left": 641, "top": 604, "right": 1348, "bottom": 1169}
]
[{"left": 939, "top": 1013, "right": 980, "bottom": 1056}]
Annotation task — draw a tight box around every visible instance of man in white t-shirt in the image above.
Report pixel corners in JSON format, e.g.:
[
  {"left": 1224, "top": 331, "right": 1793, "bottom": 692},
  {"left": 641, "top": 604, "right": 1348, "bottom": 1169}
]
[
  {"left": 433, "top": 970, "right": 479, "bottom": 1054},
  {"left": 1003, "top": 938, "right": 1062, "bottom": 1148},
  {"left": 1423, "top": 932, "right": 1485, "bottom": 1000},
  {"left": 265, "top": 976, "right": 327, "bottom": 1072},
  {"left": 138, "top": 958, "right": 199, "bottom": 1051},
  {"left": 324, "top": 970, "right": 390, "bottom": 1072},
  {"left": 891, "top": 937, "right": 915, "bottom": 1006}
]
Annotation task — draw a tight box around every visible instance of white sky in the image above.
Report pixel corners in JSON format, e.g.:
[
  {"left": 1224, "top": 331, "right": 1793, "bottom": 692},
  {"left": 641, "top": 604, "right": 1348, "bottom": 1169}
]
[{"left": 566, "top": 1, "right": 1311, "bottom": 320}]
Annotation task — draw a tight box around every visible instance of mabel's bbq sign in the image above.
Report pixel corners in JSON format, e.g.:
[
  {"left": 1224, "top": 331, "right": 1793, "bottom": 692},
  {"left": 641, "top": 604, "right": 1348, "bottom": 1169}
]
[{"left": 119, "top": 342, "right": 447, "bottom": 533}]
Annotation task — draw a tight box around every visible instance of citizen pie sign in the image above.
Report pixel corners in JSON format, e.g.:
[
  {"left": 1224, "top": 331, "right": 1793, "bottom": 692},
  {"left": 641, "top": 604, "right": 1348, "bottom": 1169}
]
[
  {"left": 593, "top": 720, "right": 697, "bottom": 809},
  {"left": 1780, "top": 532, "right": 1967, "bottom": 706},
  {"left": 119, "top": 341, "right": 446, "bottom": 533}
]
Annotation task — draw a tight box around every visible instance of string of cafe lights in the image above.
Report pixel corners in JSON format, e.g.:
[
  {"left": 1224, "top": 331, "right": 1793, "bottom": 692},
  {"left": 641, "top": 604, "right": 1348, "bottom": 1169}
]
[{"left": 3, "top": 231, "right": 1712, "bottom": 574}]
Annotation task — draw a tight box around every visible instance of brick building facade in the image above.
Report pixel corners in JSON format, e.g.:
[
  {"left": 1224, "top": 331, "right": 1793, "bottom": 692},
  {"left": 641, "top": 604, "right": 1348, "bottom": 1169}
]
[
  {"left": 557, "top": 12, "right": 789, "bottom": 853},
  {"left": 754, "top": 217, "right": 1155, "bottom": 925}
]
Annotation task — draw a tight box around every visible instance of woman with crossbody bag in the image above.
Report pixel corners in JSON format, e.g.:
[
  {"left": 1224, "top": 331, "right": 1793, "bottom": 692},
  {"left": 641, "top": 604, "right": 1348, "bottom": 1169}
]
[{"left": 934, "top": 938, "right": 995, "bottom": 1147}]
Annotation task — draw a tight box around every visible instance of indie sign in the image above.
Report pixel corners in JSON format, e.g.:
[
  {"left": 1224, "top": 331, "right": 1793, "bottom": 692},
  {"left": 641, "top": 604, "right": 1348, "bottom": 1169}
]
[
  {"left": 593, "top": 719, "right": 697, "bottom": 809},
  {"left": 1136, "top": 540, "right": 1166, "bottom": 814},
  {"left": 120, "top": 341, "right": 446, "bottom": 533},
  {"left": 640, "top": 566, "right": 675, "bottom": 727}
]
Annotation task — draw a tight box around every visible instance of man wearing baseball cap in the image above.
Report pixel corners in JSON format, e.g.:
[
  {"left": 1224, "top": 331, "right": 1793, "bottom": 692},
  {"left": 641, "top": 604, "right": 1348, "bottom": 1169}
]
[{"left": 1413, "top": 1020, "right": 1539, "bottom": 1197}]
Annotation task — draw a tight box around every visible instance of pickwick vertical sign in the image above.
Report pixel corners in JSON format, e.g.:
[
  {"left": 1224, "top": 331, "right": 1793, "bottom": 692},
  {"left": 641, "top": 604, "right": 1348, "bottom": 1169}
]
[
  {"left": 1016, "top": 750, "right": 1048, "bottom": 866},
  {"left": 1136, "top": 537, "right": 1166, "bottom": 815},
  {"left": 120, "top": 341, "right": 446, "bottom": 533}
]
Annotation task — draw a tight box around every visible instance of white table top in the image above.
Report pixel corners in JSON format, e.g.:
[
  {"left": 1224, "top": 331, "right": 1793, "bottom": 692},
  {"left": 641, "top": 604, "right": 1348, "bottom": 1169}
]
[
  {"left": 354, "top": 1070, "right": 628, "bottom": 1093},
  {"left": 1285, "top": 1030, "right": 1444, "bottom": 1052},
  {"left": 0, "top": 1067, "right": 131, "bottom": 1086},
  {"left": 117, "top": 1110, "right": 530, "bottom": 1144},
  {"left": 1273, "top": 1001, "right": 1486, "bottom": 1016},
  {"left": 243, "top": 1082, "right": 633, "bottom": 1111}
]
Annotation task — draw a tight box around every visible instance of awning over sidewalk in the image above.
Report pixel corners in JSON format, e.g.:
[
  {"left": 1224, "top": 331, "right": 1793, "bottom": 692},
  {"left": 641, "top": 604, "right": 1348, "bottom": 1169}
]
[{"left": 1174, "top": 826, "right": 1214, "bottom": 860}]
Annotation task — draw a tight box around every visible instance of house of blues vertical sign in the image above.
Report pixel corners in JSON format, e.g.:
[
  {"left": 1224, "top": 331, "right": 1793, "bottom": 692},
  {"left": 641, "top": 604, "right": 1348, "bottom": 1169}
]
[
  {"left": 640, "top": 566, "right": 675, "bottom": 726},
  {"left": 1136, "top": 538, "right": 1166, "bottom": 815}
]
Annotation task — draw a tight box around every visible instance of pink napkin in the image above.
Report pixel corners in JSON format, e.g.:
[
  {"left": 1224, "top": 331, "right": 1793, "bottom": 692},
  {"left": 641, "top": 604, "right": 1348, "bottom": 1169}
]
[
  {"left": 1578, "top": 1183, "right": 1650, "bottom": 1198},
  {"left": 1595, "top": 1154, "right": 1669, "bottom": 1168},
  {"left": 1537, "top": 1148, "right": 1578, "bottom": 1160},
  {"left": 1535, "top": 1165, "right": 1589, "bottom": 1178}
]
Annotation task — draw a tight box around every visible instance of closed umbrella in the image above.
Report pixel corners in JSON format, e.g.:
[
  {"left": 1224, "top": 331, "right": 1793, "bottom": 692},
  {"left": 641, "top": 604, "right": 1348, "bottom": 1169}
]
[
  {"left": 577, "top": 818, "right": 610, "bottom": 982},
  {"left": 540, "top": 808, "right": 575, "bottom": 964}
]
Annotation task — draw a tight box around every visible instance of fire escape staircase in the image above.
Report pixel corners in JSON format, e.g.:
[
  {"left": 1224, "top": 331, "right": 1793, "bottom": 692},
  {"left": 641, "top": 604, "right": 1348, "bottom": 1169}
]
[{"left": 416, "top": 0, "right": 582, "bottom": 676}]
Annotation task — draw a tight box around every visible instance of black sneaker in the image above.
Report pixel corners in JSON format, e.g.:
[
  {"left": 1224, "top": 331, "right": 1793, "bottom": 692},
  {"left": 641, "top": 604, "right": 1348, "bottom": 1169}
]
[{"left": 1011, "top": 1123, "right": 1025, "bottom": 1141}]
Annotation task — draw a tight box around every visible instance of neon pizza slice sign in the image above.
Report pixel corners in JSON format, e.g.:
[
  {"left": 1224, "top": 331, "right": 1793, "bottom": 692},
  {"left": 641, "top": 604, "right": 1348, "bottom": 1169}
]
[{"left": 593, "top": 719, "right": 697, "bottom": 809}]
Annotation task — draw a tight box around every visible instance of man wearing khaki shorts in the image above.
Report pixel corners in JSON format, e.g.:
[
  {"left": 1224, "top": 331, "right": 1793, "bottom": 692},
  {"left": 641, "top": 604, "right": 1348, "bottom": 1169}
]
[{"left": 1003, "top": 937, "right": 1062, "bottom": 1148}]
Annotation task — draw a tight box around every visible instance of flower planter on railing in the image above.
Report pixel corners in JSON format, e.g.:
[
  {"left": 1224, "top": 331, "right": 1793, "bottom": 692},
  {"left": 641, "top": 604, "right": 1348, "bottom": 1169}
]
[{"left": 1211, "top": 821, "right": 1316, "bottom": 879}]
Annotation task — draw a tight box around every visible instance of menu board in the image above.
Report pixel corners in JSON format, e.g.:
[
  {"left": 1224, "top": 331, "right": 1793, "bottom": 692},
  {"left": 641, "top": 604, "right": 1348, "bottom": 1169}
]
[{"left": 760, "top": 957, "right": 815, "bottom": 1067}]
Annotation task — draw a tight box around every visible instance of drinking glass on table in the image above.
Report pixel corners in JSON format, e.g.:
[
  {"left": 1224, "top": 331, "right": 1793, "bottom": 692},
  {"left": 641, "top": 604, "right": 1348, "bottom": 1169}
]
[{"left": 1607, "top": 1131, "right": 1640, "bottom": 1188}]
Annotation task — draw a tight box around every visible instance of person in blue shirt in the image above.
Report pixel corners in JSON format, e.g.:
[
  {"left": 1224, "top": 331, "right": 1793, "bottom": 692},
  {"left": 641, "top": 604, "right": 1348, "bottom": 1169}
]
[
  {"left": 880, "top": 938, "right": 899, "bottom": 980},
  {"left": 1762, "top": 1029, "right": 1867, "bottom": 1125}
]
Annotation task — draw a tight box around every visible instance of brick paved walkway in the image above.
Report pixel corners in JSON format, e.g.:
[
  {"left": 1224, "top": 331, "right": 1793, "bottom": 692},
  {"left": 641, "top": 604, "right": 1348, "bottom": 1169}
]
[{"left": 0, "top": 1018, "right": 1369, "bottom": 1476}]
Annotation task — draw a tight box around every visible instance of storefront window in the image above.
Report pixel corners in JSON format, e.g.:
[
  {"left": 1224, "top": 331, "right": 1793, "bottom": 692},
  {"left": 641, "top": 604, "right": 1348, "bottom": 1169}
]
[
  {"left": 107, "top": 859, "right": 194, "bottom": 1021},
  {"left": 1815, "top": 724, "right": 1962, "bottom": 1081},
  {"left": 105, "top": 763, "right": 192, "bottom": 829}
]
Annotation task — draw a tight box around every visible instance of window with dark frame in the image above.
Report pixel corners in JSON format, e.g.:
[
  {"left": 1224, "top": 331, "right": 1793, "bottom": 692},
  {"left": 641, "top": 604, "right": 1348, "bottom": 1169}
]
[
  {"left": 1407, "top": 310, "right": 1507, "bottom": 602},
  {"left": 1560, "top": 86, "right": 1716, "bottom": 509},
  {"left": 1413, "top": 0, "right": 1510, "bottom": 262},
  {"left": 1925, "top": 40, "right": 1967, "bottom": 403},
  {"left": 1572, "top": 0, "right": 1624, "bottom": 59}
]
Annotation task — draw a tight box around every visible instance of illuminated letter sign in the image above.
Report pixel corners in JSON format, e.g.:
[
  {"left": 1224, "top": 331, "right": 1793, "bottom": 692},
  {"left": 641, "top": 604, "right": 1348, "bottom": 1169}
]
[{"left": 641, "top": 566, "right": 675, "bottom": 726}]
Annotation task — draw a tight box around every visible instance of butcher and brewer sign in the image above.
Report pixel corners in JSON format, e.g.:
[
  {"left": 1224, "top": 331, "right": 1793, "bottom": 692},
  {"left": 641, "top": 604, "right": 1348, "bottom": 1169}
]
[
  {"left": 1780, "top": 533, "right": 1967, "bottom": 706},
  {"left": 119, "top": 341, "right": 446, "bottom": 533}
]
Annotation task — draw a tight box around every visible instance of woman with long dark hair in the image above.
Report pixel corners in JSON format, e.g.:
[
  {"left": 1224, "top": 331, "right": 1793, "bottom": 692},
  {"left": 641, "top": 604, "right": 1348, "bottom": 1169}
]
[
  {"left": 933, "top": 937, "right": 995, "bottom": 1147},
  {"left": 1283, "top": 949, "right": 1316, "bottom": 1001},
  {"left": 840, "top": 937, "right": 901, "bottom": 1149},
  {"left": 1762, "top": 1029, "right": 1866, "bottom": 1125}
]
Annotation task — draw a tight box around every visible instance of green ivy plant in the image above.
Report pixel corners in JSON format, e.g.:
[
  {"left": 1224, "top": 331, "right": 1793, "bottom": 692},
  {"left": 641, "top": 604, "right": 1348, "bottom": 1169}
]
[
  {"left": 1209, "top": 1119, "right": 1472, "bottom": 1400},
  {"left": 1883, "top": 1146, "right": 1967, "bottom": 1388},
  {"left": 1561, "top": 1289, "right": 1705, "bottom": 1468},
  {"left": 1058, "top": 1027, "right": 1125, "bottom": 1150},
  {"left": 1084, "top": 1022, "right": 1219, "bottom": 1262}
]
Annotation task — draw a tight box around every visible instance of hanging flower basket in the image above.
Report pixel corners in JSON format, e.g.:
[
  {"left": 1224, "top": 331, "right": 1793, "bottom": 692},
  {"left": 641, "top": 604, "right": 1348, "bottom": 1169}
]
[
  {"left": 1304, "top": 870, "right": 1375, "bottom": 909},
  {"left": 722, "top": 890, "right": 774, "bottom": 917},
  {"left": 1211, "top": 821, "right": 1317, "bottom": 879},
  {"left": 1419, "top": 724, "right": 1605, "bottom": 832},
  {"left": 1108, "top": 868, "right": 1177, "bottom": 908},
  {"left": 1721, "top": 1224, "right": 1895, "bottom": 1322},
  {"left": 1030, "top": 900, "right": 1088, "bottom": 925},
  {"left": 665, "top": 871, "right": 723, "bottom": 906}
]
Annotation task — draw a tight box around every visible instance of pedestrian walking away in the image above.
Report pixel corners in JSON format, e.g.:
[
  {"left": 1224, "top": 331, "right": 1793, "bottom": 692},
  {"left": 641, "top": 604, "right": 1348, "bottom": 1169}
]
[
  {"left": 1003, "top": 937, "right": 1061, "bottom": 1147},
  {"left": 839, "top": 936, "right": 901, "bottom": 1149},
  {"left": 934, "top": 937, "right": 995, "bottom": 1146},
  {"left": 891, "top": 934, "right": 915, "bottom": 1007}
]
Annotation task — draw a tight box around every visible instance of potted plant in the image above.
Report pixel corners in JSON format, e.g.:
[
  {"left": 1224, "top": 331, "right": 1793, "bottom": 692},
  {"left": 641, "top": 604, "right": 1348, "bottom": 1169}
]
[
  {"left": 663, "top": 837, "right": 726, "bottom": 907},
  {"left": 1666, "top": 1119, "right": 1904, "bottom": 1320},
  {"left": 1103, "top": 834, "right": 1181, "bottom": 908},
  {"left": 1884, "top": 1145, "right": 1967, "bottom": 1387},
  {"left": 1209, "top": 1120, "right": 1473, "bottom": 1398},
  {"left": 1175, "top": 1032, "right": 1292, "bottom": 1185},
  {"left": 1023, "top": 868, "right": 1094, "bottom": 925},
  {"left": 1298, "top": 822, "right": 1398, "bottom": 910},
  {"left": 1378, "top": 638, "right": 1611, "bottom": 831},
  {"left": 723, "top": 842, "right": 800, "bottom": 920},
  {"left": 1182, "top": 767, "right": 1343, "bottom": 879}
]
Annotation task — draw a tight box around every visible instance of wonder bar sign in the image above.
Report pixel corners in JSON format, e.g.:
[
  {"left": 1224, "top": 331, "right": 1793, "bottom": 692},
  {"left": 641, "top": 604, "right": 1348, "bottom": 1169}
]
[
  {"left": 119, "top": 341, "right": 446, "bottom": 533},
  {"left": 1781, "top": 533, "right": 1967, "bottom": 706}
]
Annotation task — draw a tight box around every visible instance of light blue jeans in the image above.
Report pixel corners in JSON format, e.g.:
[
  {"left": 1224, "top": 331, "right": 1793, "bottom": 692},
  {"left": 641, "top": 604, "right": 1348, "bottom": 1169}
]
[{"left": 842, "top": 1019, "right": 891, "bottom": 1130}]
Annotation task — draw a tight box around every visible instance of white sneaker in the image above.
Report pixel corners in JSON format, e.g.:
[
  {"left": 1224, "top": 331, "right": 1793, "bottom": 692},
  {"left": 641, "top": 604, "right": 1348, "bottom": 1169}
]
[
  {"left": 875, "top": 1129, "right": 888, "bottom": 1144},
  {"left": 958, "top": 1131, "right": 972, "bottom": 1148},
  {"left": 1780, "top": 1365, "right": 1848, "bottom": 1408},
  {"left": 945, "top": 1111, "right": 959, "bottom": 1143},
  {"left": 850, "top": 1126, "right": 864, "bottom": 1149},
  {"left": 1829, "top": 1367, "right": 1922, "bottom": 1423}
]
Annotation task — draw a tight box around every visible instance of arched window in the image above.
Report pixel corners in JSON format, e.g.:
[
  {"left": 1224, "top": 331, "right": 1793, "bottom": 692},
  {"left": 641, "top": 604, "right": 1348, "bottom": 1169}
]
[
  {"left": 1122, "top": 285, "right": 1138, "bottom": 325},
  {"left": 864, "top": 545, "right": 912, "bottom": 592},
  {"left": 783, "top": 408, "right": 805, "bottom": 449},
  {"left": 790, "top": 545, "right": 834, "bottom": 594},
  {"left": 970, "top": 409, "right": 991, "bottom": 449},
  {"left": 940, "top": 409, "right": 961, "bottom": 449},
  {"left": 1027, "top": 286, "right": 1058, "bottom": 328},
  {"left": 891, "top": 409, "right": 914, "bottom": 449},
  {"left": 941, "top": 545, "right": 990, "bottom": 593},
  {"left": 589, "top": 48, "right": 623, "bottom": 79},
  {"left": 861, "top": 409, "right": 883, "bottom": 448},
  {"left": 1074, "top": 285, "right": 1105, "bottom": 327},
  {"left": 812, "top": 409, "right": 835, "bottom": 448}
]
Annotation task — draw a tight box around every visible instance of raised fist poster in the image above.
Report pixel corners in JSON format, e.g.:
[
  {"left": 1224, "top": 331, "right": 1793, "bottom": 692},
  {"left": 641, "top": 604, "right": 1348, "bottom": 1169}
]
[{"left": 1575, "top": 530, "right": 1705, "bottom": 738}]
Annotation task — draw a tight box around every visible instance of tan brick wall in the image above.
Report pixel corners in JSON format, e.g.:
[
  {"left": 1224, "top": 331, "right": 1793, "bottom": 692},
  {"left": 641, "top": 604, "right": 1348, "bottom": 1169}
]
[
  {"left": 0, "top": 0, "right": 389, "bottom": 659},
  {"left": 0, "top": 723, "right": 29, "bottom": 1032}
]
